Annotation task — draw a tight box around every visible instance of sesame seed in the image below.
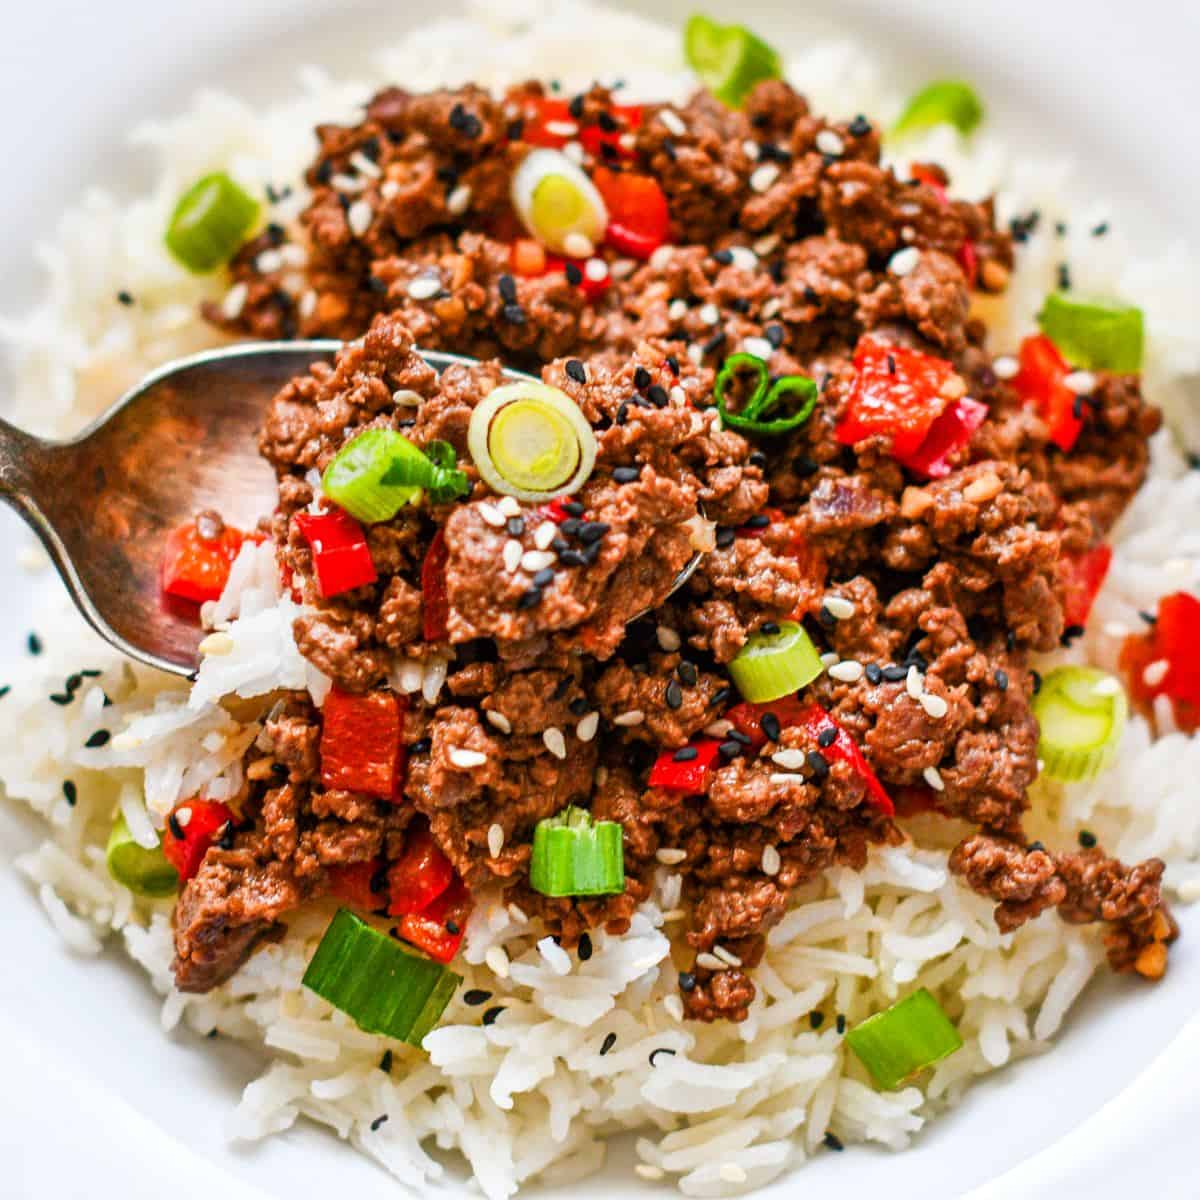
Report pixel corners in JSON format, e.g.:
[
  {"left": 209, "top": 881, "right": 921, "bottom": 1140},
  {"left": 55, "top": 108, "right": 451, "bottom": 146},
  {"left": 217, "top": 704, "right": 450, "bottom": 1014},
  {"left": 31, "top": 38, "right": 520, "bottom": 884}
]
[
  {"left": 449, "top": 747, "right": 487, "bottom": 769},
  {"left": 668, "top": 298, "right": 689, "bottom": 321},
  {"left": 761, "top": 845, "right": 782, "bottom": 875},
  {"left": 198, "top": 632, "right": 234, "bottom": 657},
  {"left": 822, "top": 595, "right": 856, "bottom": 620},
  {"left": 824, "top": 1132, "right": 844, "bottom": 1152},
  {"left": 1143, "top": 659, "right": 1170, "bottom": 688},
  {"left": 698, "top": 302, "right": 720, "bottom": 325},
  {"left": 543, "top": 727, "right": 568, "bottom": 759},
  {"left": 447, "top": 184, "right": 472, "bottom": 214},
  {"left": 576, "top": 711, "right": 600, "bottom": 742},
  {"left": 760, "top": 712, "right": 782, "bottom": 741},
  {"left": 531, "top": 522, "right": 557, "bottom": 551},
  {"left": 889, "top": 247, "right": 921, "bottom": 277},
  {"left": 502, "top": 539, "right": 523, "bottom": 573},
  {"left": 923, "top": 765, "right": 945, "bottom": 792},
  {"left": 406, "top": 275, "right": 441, "bottom": 300},
  {"left": 656, "top": 847, "right": 687, "bottom": 865},
  {"left": 816, "top": 129, "right": 845, "bottom": 156},
  {"left": 921, "top": 692, "right": 949, "bottom": 719},
  {"left": 728, "top": 246, "right": 758, "bottom": 271},
  {"left": 584, "top": 257, "right": 609, "bottom": 282},
  {"left": 347, "top": 200, "right": 373, "bottom": 237},
  {"left": 819, "top": 651, "right": 839, "bottom": 668},
  {"left": 992, "top": 355, "right": 1019, "bottom": 380},
  {"left": 487, "top": 823, "right": 505, "bottom": 857},
  {"left": 771, "top": 748, "right": 807, "bottom": 770},
  {"left": 255, "top": 248, "right": 283, "bottom": 274},
  {"left": 578, "top": 932, "right": 593, "bottom": 960},
  {"left": 485, "top": 946, "right": 510, "bottom": 978},
  {"left": 478, "top": 502, "right": 505, "bottom": 528},
  {"left": 658, "top": 108, "right": 686, "bottom": 136},
  {"left": 750, "top": 163, "right": 780, "bottom": 193},
  {"left": 565, "top": 359, "right": 587, "bottom": 384},
  {"left": 520, "top": 549, "right": 556, "bottom": 573},
  {"left": 563, "top": 231, "right": 594, "bottom": 259},
  {"left": 485, "top": 710, "right": 512, "bottom": 734},
  {"left": 695, "top": 952, "right": 726, "bottom": 971},
  {"left": 829, "top": 661, "right": 865, "bottom": 683},
  {"left": 664, "top": 993, "right": 685, "bottom": 1022},
  {"left": 84, "top": 730, "right": 110, "bottom": 749},
  {"left": 220, "top": 282, "right": 248, "bottom": 320},
  {"left": 906, "top": 666, "right": 925, "bottom": 699},
  {"left": 600, "top": 1031, "right": 618, "bottom": 1056},
  {"left": 1064, "top": 370, "right": 1098, "bottom": 395},
  {"left": 741, "top": 336, "right": 774, "bottom": 360},
  {"left": 665, "top": 680, "right": 683, "bottom": 710},
  {"left": 613, "top": 709, "right": 645, "bottom": 727}
]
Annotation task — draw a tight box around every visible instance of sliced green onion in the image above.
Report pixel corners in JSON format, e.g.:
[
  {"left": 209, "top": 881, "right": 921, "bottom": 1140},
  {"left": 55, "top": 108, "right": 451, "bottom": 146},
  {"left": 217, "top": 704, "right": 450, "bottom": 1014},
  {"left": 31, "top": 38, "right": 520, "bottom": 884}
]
[
  {"left": 165, "top": 172, "right": 260, "bottom": 273},
  {"left": 684, "top": 14, "right": 782, "bottom": 108},
  {"left": 1033, "top": 666, "right": 1127, "bottom": 782},
  {"left": 729, "top": 620, "right": 825, "bottom": 702},
  {"left": 105, "top": 814, "right": 179, "bottom": 898},
  {"left": 714, "top": 353, "right": 818, "bottom": 437},
  {"left": 303, "top": 908, "right": 461, "bottom": 1047},
  {"left": 1038, "top": 292, "right": 1144, "bottom": 373},
  {"left": 468, "top": 381, "right": 597, "bottom": 502},
  {"left": 530, "top": 806, "right": 624, "bottom": 898},
  {"left": 892, "top": 81, "right": 985, "bottom": 138},
  {"left": 511, "top": 149, "right": 608, "bottom": 256},
  {"left": 422, "top": 440, "right": 472, "bottom": 504},
  {"left": 846, "top": 988, "right": 963, "bottom": 1090}
]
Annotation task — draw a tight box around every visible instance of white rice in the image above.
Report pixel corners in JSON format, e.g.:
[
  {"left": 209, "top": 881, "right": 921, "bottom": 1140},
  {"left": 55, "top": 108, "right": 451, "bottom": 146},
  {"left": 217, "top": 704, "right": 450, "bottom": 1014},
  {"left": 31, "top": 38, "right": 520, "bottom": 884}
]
[{"left": 1, "top": 1, "right": 1198, "bottom": 1196}]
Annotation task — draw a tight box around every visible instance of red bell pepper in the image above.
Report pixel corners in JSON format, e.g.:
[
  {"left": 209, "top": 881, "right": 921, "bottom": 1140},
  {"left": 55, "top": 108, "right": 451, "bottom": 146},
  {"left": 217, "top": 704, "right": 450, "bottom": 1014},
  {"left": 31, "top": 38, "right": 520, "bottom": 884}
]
[
  {"left": 578, "top": 103, "right": 642, "bottom": 160},
  {"left": 836, "top": 340, "right": 960, "bottom": 459},
  {"left": 956, "top": 240, "right": 978, "bottom": 287},
  {"left": 1120, "top": 591, "right": 1200, "bottom": 732},
  {"left": 397, "top": 875, "right": 473, "bottom": 963},
  {"left": 521, "top": 97, "right": 575, "bottom": 148},
  {"left": 795, "top": 705, "right": 894, "bottom": 815},
  {"left": 162, "top": 798, "right": 234, "bottom": 883},
  {"left": 327, "top": 859, "right": 387, "bottom": 912},
  {"left": 521, "top": 97, "right": 642, "bottom": 161},
  {"left": 895, "top": 396, "right": 988, "bottom": 480},
  {"left": 593, "top": 167, "right": 670, "bottom": 260},
  {"left": 1013, "top": 333, "right": 1083, "bottom": 452},
  {"left": 1060, "top": 543, "right": 1113, "bottom": 628},
  {"left": 387, "top": 824, "right": 455, "bottom": 917},
  {"left": 320, "top": 687, "right": 407, "bottom": 800},
  {"left": 648, "top": 739, "right": 723, "bottom": 794},
  {"left": 294, "top": 509, "right": 377, "bottom": 598},
  {"left": 161, "top": 519, "right": 252, "bottom": 605},
  {"left": 726, "top": 696, "right": 813, "bottom": 752},
  {"left": 540, "top": 499, "right": 572, "bottom": 524},
  {"left": 421, "top": 528, "right": 451, "bottom": 641}
]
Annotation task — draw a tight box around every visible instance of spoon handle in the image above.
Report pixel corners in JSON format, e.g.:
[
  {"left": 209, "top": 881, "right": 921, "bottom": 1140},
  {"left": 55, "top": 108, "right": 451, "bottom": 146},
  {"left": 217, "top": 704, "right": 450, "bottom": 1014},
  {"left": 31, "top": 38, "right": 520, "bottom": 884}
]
[{"left": 0, "top": 415, "right": 51, "bottom": 527}]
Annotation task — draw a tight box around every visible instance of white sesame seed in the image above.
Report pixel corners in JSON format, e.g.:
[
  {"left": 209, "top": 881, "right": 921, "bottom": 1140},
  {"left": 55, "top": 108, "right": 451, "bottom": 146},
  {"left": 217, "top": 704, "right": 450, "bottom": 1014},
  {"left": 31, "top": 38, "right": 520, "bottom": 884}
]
[
  {"left": 545, "top": 120, "right": 579, "bottom": 137},
  {"left": 760, "top": 297, "right": 783, "bottom": 319},
  {"left": 563, "top": 231, "right": 594, "bottom": 259},
  {"left": 820, "top": 651, "right": 840, "bottom": 667},
  {"left": 198, "top": 632, "right": 234, "bottom": 657},
  {"left": 347, "top": 199, "right": 373, "bottom": 237},
  {"left": 298, "top": 290, "right": 318, "bottom": 319},
  {"left": 658, "top": 108, "right": 687, "bottom": 136},
  {"left": 407, "top": 275, "right": 441, "bottom": 300},
  {"left": 487, "top": 823, "right": 505, "bottom": 857},
  {"left": 561, "top": 142, "right": 583, "bottom": 164},
  {"left": 770, "top": 773, "right": 806, "bottom": 787},
  {"left": 921, "top": 692, "right": 949, "bottom": 719},
  {"left": 728, "top": 246, "right": 759, "bottom": 271},
  {"left": 992, "top": 355, "right": 1020, "bottom": 380},
  {"left": 220, "top": 282, "right": 248, "bottom": 320},
  {"left": 715, "top": 946, "right": 743, "bottom": 969},
  {"left": 771, "top": 748, "right": 807, "bottom": 770},
  {"left": 1092, "top": 675, "right": 1124, "bottom": 696},
  {"left": 478, "top": 501, "right": 505, "bottom": 528},
  {"left": 255, "top": 248, "right": 283, "bottom": 274},
  {"left": 543, "top": 727, "right": 568, "bottom": 759},
  {"left": 497, "top": 496, "right": 522, "bottom": 517},
  {"left": 533, "top": 522, "right": 558, "bottom": 550},
  {"left": 613, "top": 709, "right": 646, "bottom": 727},
  {"left": 656, "top": 847, "right": 687, "bottom": 865},
  {"left": 719, "top": 1164, "right": 748, "bottom": 1184},
  {"left": 668, "top": 298, "right": 689, "bottom": 321},
  {"left": 754, "top": 234, "right": 781, "bottom": 257},
  {"left": 485, "top": 710, "right": 512, "bottom": 734},
  {"left": 447, "top": 184, "right": 472, "bottom": 215},
  {"left": 698, "top": 302, "right": 720, "bottom": 326},
  {"left": 449, "top": 747, "right": 487, "bottom": 769},
  {"left": 750, "top": 163, "right": 780, "bottom": 193},
  {"left": 619, "top": 133, "right": 636, "bottom": 152},
  {"left": 1064, "top": 370, "right": 1098, "bottom": 394},
  {"left": 349, "top": 149, "right": 381, "bottom": 178},
  {"left": 816, "top": 129, "right": 845, "bottom": 157},
  {"left": 576, "top": 711, "right": 600, "bottom": 742},
  {"left": 331, "top": 172, "right": 365, "bottom": 193},
  {"left": 656, "top": 625, "right": 682, "bottom": 651},
  {"left": 664, "top": 994, "right": 685, "bottom": 1022},
  {"left": 923, "top": 765, "right": 945, "bottom": 792},
  {"left": 174, "top": 806, "right": 193, "bottom": 828},
  {"left": 889, "top": 246, "right": 921, "bottom": 277},
  {"left": 823, "top": 595, "right": 856, "bottom": 620},
  {"left": 1143, "top": 659, "right": 1170, "bottom": 688},
  {"left": 379, "top": 179, "right": 401, "bottom": 200},
  {"left": 829, "top": 660, "right": 865, "bottom": 683},
  {"left": 741, "top": 336, "right": 774, "bottom": 360},
  {"left": 742, "top": 139, "right": 761, "bottom": 160},
  {"left": 704, "top": 719, "right": 733, "bottom": 738},
  {"left": 485, "top": 945, "right": 510, "bottom": 978},
  {"left": 507, "top": 902, "right": 528, "bottom": 924},
  {"left": 695, "top": 952, "right": 726, "bottom": 971},
  {"left": 687, "top": 344, "right": 704, "bottom": 365},
  {"left": 635, "top": 1165, "right": 665, "bottom": 1182},
  {"left": 521, "top": 549, "right": 555, "bottom": 572},
  {"left": 502, "top": 539, "right": 523, "bottom": 573},
  {"left": 579, "top": 257, "right": 607, "bottom": 284},
  {"left": 762, "top": 845, "right": 782, "bottom": 876},
  {"left": 906, "top": 665, "right": 925, "bottom": 699},
  {"left": 670, "top": 385, "right": 687, "bottom": 406},
  {"left": 1102, "top": 621, "right": 1130, "bottom": 639}
]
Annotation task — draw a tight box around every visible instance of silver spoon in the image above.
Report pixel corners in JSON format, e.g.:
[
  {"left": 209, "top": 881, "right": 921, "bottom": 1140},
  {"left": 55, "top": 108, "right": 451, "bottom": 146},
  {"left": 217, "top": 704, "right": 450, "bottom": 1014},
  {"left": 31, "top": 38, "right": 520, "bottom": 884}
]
[{"left": 0, "top": 340, "right": 702, "bottom": 678}]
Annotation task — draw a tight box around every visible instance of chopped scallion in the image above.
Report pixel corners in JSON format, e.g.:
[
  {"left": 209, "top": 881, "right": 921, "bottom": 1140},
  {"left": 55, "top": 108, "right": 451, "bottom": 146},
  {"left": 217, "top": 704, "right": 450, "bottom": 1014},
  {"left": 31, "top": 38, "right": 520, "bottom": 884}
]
[
  {"left": 1038, "top": 292, "right": 1144, "bottom": 373},
  {"left": 684, "top": 14, "right": 781, "bottom": 108},
  {"left": 303, "top": 909, "right": 461, "bottom": 1047},
  {"left": 846, "top": 988, "right": 963, "bottom": 1090},
  {"left": 729, "top": 620, "right": 825, "bottom": 703},
  {"left": 1033, "top": 666, "right": 1127, "bottom": 782},
  {"left": 893, "top": 81, "right": 984, "bottom": 138},
  {"left": 165, "top": 172, "right": 260, "bottom": 273},
  {"left": 105, "top": 813, "right": 179, "bottom": 898},
  {"left": 530, "top": 806, "right": 624, "bottom": 898}
]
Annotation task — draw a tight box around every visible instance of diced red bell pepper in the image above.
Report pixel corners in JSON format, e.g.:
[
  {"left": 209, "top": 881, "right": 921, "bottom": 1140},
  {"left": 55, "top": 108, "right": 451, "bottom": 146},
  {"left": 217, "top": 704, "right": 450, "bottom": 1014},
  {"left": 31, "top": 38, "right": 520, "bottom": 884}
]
[
  {"left": 320, "top": 687, "right": 407, "bottom": 801},
  {"left": 1120, "top": 591, "right": 1200, "bottom": 732},
  {"left": 397, "top": 875, "right": 473, "bottom": 963},
  {"left": 909, "top": 162, "right": 949, "bottom": 205},
  {"left": 1013, "top": 333, "right": 1083, "bottom": 452},
  {"left": 162, "top": 799, "right": 234, "bottom": 883},
  {"left": 512, "top": 237, "right": 548, "bottom": 277},
  {"left": 294, "top": 509, "right": 377, "bottom": 598},
  {"left": 795, "top": 704, "right": 894, "bottom": 815},
  {"left": 648, "top": 739, "right": 723, "bottom": 794},
  {"left": 387, "top": 824, "right": 455, "bottom": 917},
  {"left": 327, "top": 859, "right": 387, "bottom": 912},
  {"left": 421, "top": 528, "right": 451, "bottom": 641},
  {"left": 895, "top": 396, "right": 989, "bottom": 480},
  {"left": 521, "top": 97, "right": 575, "bottom": 148},
  {"left": 521, "top": 97, "right": 642, "bottom": 160},
  {"left": 726, "top": 696, "right": 813, "bottom": 752},
  {"left": 540, "top": 499, "right": 572, "bottom": 524},
  {"left": 1060, "top": 543, "right": 1113, "bottom": 628},
  {"left": 836, "top": 340, "right": 960, "bottom": 459},
  {"left": 593, "top": 167, "right": 670, "bottom": 260},
  {"left": 578, "top": 103, "right": 643, "bottom": 160},
  {"left": 161, "top": 519, "right": 252, "bottom": 605}
]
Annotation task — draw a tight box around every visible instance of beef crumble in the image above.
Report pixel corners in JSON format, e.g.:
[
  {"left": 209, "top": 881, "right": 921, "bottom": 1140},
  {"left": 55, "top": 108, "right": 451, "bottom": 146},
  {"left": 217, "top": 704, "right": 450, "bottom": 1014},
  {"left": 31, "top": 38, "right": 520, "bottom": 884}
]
[{"left": 172, "top": 76, "right": 1172, "bottom": 1019}]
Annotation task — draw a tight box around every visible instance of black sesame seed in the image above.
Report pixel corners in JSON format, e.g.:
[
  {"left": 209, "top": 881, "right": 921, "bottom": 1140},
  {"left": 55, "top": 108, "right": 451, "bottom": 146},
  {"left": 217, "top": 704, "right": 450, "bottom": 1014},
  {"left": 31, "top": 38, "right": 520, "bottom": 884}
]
[
  {"left": 646, "top": 384, "right": 669, "bottom": 408},
  {"left": 498, "top": 273, "right": 517, "bottom": 303},
  {"left": 665, "top": 681, "right": 684, "bottom": 710},
  {"left": 836, "top": 1014, "right": 846, "bottom": 1034},
  {"left": 0, "top": 686, "right": 10, "bottom": 700},
  {"left": 806, "top": 750, "right": 830, "bottom": 780},
  {"left": 503, "top": 303, "right": 527, "bottom": 325},
  {"left": 597, "top": 110, "right": 619, "bottom": 133},
  {"left": 1032, "top": 670, "right": 1042, "bottom": 695},
  {"left": 1058, "top": 262, "right": 1072, "bottom": 291},
  {"left": 886, "top": 354, "right": 896, "bottom": 376},
  {"left": 824, "top": 1132, "right": 844, "bottom": 1152},
  {"left": 380, "top": 1050, "right": 394, "bottom": 1073},
  {"left": 62, "top": 780, "right": 77, "bottom": 807},
  {"left": 577, "top": 521, "right": 610, "bottom": 543},
  {"left": 678, "top": 971, "right": 697, "bottom": 993},
  {"left": 517, "top": 587, "right": 543, "bottom": 610},
  {"left": 796, "top": 455, "right": 819, "bottom": 478},
  {"left": 672, "top": 744, "right": 697, "bottom": 761},
  {"left": 49, "top": 692, "right": 73, "bottom": 706},
  {"left": 615, "top": 401, "right": 630, "bottom": 426},
  {"left": 560, "top": 518, "right": 583, "bottom": 536},
  {"left": 743, "top": 513, "right": 770, "bottom": 529},
  {"left": 370, "top": 1115, "right": 389, "bottom": 1132},
  {"left": 865, "top": 663, "right": 883, "bottom": 685},
  {"left": 712, "top": 249, "right": 734, "bottom": 265},
  {"left": 760, "top": 712, "right": 781, "bottom": 742},
  {"left": 565, "top": 262, "right": 583, "bottom": 285},
  {"left": 803, "top": 285, "right": 819, "bottom": 304},
  {"left": 994, "top": 668, "right": 1009, "bottom": 691},
  {"left": 600, "top": 1031, "right": 618, "bottom": 1055},
  {"left": 506, "top": 516, "right": 525, "bottom": 537},
  {"left": 613, "top": 466, "right": 640, "bottom": 483},
  {"left": 666, "top": 355, "right": 680, "bottom": 376},
  {"left": 702, "top": 330, "right": 727, "bottom": 355},
  {"left": 712, "top": 686, "right": 733, "bottom": 706},
  {"left": 848, "top": 114, "right": 872, "bottom": 137},
  {"left": 719, "top": 740, "right": 743, "bottom": 759},
  {"left": 558, "top": 548, "right": 586, "bottom": 567},
  {"left": 881, "top": 665, "right": 908, "bottom": 682},
  {"left": 1028, "top": 840, "right": 1045, "bottom": 853},
  {"left": 761, "top": 621, "right": 780, "bottom": 636},
  {"left": 633, "top": 366, "right": 652, "bottom": 390},
  {"left": 817, "top": 606, "right": 837, "bottom": 630},
  {"left": 1060, "top": 624, "right": 1086, "bottom": 647},
  {"left": 648, "top": 1048, "right": 677, "bottom": 1067},
  {"left": 566, "top": 502, "right": 586, "bottom": 519},
  {"left": 27, "top": 633, "right": 42, "bottom": 656},
  {"left": 1139, "top": 609, "right": 1158, "bottom": 625},
  {"left": 217, "top": 822, "right": 235, "bottom": 851},
  {"left": 727, "top": 729, "right": 752, "bottom": 747},
  {"left": 167, "top": 812, "right": 185, "bottom": 840},
  {"left": 565, "top": 359, "right": 587, "bottom": 384},
  {"left": 531, "top": 567, "right": 555, "bottom": 589},
  {"left": 578, "top": 932, "right": 594, "bottom": 960},
  {"left": 482, "top": 1005, "right": 505, "bottom": 1026},
  {"left": 506, "top": 118, "right": 525, "bottom": 141},
  {"left": 116, "top": 289, "right": 134, "bottom": 307},
  {"left": 765, "top": 323, "right": 785, "bottom": 348},
  {"left": 1092, "top": 221, "right": 1109, "bottom": 237},
  {"left": 85, "top": 729, "right": 111, "bottom": 748},
  {"left": 314, "top": 160, "right": 333, "bottom": 184},
  {"left": 552, "top": 674, "right": 573, "bottom": 700},
  {"left": 715, "top": 527, "right": 736, "bottom": 549},
  {"left": 748, "top": 450, "right": 768, "bottom": 469},
  {"left": 1079, "top": 830, "right": 1097, "bottom": 848},
  {"left": 366, "top": 275, "right": 388, "bottom": 294},
  {"left": 817, "top": 727, "right": 838, "bottom": 749},
  {"left": 463, "top": 988, "right": 492, "bottom": 1006},
  {"left": 809, "top": 1011, "right": 825, "bottom": 1029},
  {"left": 677, "top": 660, "right": 698, "bottom": 686},
  {"left": 410, "top": 737, "right": 432, "bottom": 755},
  {"left": 449, "top": 103, "right": 482, "bottom": 138}
]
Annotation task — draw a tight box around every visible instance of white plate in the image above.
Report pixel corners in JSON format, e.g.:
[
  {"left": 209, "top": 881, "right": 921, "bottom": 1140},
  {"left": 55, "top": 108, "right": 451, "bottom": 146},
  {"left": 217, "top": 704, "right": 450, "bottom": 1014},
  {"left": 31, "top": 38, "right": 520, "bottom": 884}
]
[{"left": 1, "top": 1, "right": 1198, "bottom": 1197}]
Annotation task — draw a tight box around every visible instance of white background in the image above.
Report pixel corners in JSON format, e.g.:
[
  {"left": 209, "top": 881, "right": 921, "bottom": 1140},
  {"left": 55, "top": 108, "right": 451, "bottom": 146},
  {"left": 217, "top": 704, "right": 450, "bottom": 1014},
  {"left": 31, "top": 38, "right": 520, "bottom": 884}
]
[{"left": 1, "top": 1, "right": 1198, "bottom": 1197}]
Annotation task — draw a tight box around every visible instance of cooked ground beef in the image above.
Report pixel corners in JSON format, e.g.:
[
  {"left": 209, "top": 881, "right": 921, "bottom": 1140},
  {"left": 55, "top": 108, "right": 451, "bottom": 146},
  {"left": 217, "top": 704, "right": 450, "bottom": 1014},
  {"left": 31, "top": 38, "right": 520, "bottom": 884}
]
[{"left": 173, "top": 76, "right": 1172, "bottom": 1019}]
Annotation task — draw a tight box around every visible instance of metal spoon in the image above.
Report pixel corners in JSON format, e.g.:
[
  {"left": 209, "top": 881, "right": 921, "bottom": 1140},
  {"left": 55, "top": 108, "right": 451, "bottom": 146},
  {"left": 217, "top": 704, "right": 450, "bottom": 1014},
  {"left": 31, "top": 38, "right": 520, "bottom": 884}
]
[{"left": 0, "top": 339, "right": 702, "bottom": 678}]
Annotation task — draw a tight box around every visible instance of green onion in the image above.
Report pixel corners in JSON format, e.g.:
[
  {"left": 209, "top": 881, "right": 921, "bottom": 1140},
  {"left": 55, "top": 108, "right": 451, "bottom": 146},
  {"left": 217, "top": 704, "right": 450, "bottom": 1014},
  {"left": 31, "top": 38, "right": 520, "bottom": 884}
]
[
  {"left": 714, "top": 353, "right": 818, "bottom": 436},
  {"left": 511, "top": 149, "right": 608, "bottom": 255},
  {"left": 165, "top": 172, "right": 260, "bottom": 273},
  {"left": 892, "top": 81, "right": 984, "bottom": 138},
  {"left": 1033, "top": 666, "right": 1127, "bottom": 782},
  {"left": 684, "top": 14, "right": 782, "bottom": 108},
  {"left": 845, "top": 988, "right": 963, "bottom": 1090},
  {"left": 1038, "top": 292, "right": 1144, "bottom": 373},
  {"left": 422, "top": 440, "right": 473, "bottom": 504},
  {"left": 468, "top": 381, "right": 598, "bottom": 502},
  {"left": 303, "top": 909, "right": 461, "bottom": 1047},
  {"left": 530, "top": 806, "right": 624, "bottom": 898},
  {"left": 729, "top": 620, "right": 825, "bottom": 703},
  {"left": 105, "top": 814, "right": 179, "bottom": 898}
]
